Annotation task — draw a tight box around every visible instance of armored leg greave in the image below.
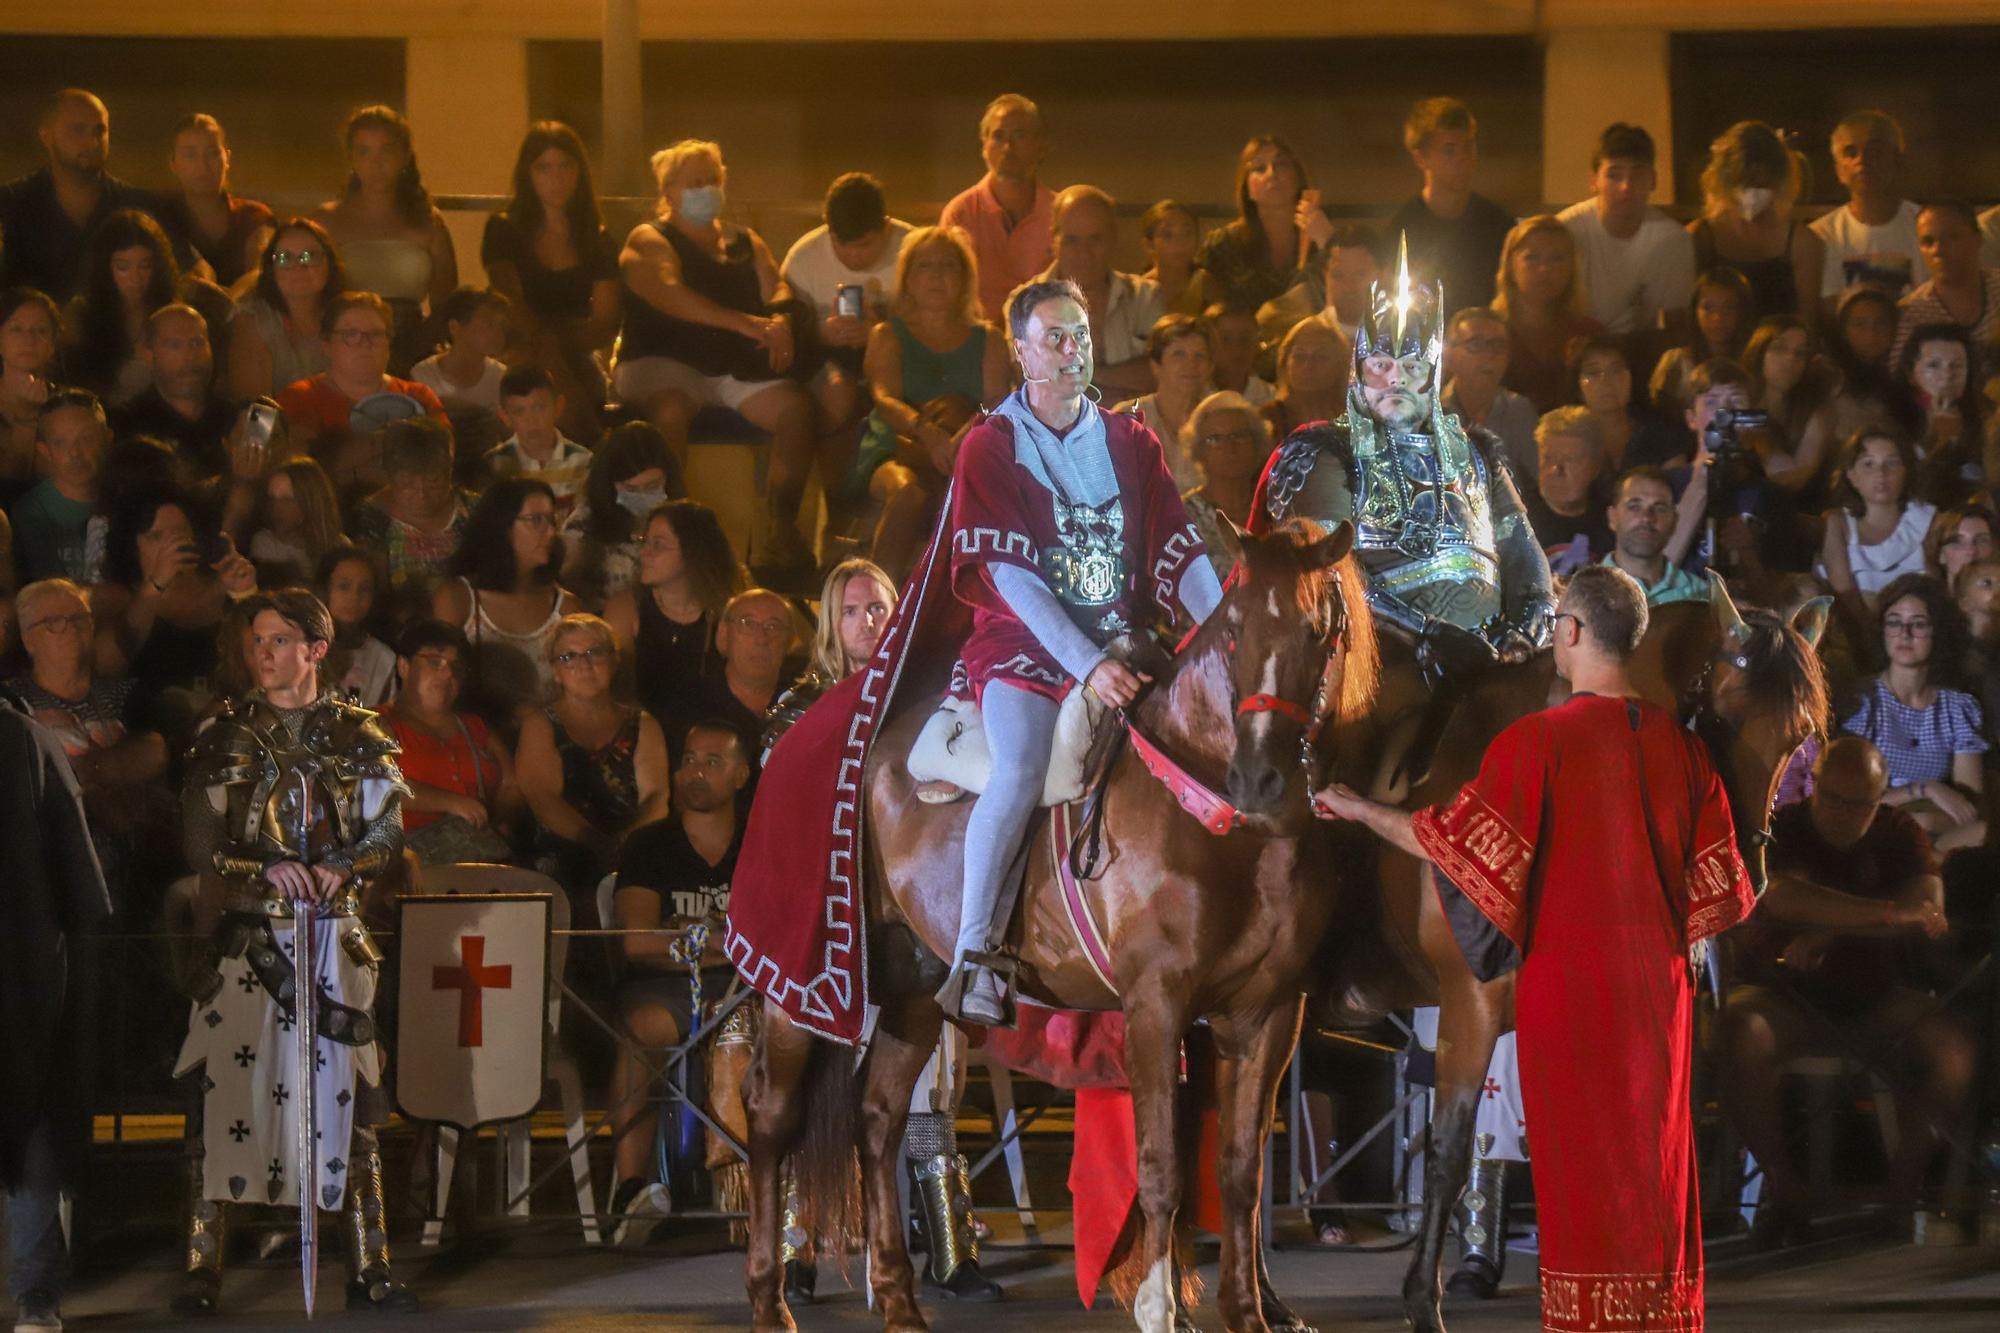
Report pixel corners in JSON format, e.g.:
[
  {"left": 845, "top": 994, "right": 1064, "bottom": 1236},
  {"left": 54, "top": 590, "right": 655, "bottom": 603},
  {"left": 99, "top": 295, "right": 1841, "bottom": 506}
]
[
  {"left": 1449, "top": 1150, "right": 1509, "bottom": 1297},
  {"left": 905, "top": 1111, "right": 978, "bottom": 1284},
  {"left": 345, "top": 1130, "right": 391, "bottom": 1281}
]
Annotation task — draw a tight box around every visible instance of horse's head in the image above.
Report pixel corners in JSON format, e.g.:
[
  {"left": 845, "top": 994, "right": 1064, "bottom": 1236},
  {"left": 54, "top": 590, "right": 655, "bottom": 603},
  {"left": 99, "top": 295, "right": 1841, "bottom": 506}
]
[
  {"left": 1692, "top": 573, "right": 1832, "bottom": 890},
  {"left": 1210, "top": 517, "right": 1379, "bottom": 819}
]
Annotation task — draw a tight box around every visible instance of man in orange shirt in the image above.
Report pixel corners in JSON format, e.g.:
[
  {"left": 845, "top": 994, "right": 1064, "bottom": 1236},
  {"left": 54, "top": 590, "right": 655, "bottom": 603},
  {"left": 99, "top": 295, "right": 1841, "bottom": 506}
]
[{"left": 939, "top": 94, "right": 1055, "bottom": 322}]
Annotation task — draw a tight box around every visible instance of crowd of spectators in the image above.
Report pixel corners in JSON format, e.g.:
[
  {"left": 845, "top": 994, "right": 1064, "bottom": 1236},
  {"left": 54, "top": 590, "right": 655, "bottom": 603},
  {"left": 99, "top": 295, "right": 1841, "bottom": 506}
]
[{"left": 0, "top": 80, "right": 1995, "bottom": 1261}]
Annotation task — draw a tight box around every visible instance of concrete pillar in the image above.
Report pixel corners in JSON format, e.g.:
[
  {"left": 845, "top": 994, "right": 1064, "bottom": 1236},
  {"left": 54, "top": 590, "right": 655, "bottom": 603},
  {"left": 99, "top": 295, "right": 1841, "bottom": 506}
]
[
  {"left": 405, "top": 35, "right": 531, "bottom": 285},
  {"left": 1541, "top": 27, "right": 1675, "bottom": 209},
  {"left": 601, "top": 0, "right": 646, "bottom": 198}
]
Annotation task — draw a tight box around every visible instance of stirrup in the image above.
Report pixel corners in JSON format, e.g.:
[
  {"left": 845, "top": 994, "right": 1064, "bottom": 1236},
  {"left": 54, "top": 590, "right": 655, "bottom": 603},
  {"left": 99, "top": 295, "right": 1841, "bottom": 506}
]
[{"left": 934, "top": 952, "right": 1018, "bottom": 1028}]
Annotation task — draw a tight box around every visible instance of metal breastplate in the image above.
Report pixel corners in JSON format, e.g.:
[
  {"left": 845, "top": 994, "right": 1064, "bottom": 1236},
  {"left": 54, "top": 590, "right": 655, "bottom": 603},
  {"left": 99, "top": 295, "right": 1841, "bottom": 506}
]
[
  {"left": 1350, "top": 412, "right": 1500, "bottom": 599},
  {"left": 1040, "top": 493, "right": 1130, "bottom": 640},
  {"left": 189, "top": 697, "right": 403, "bottom": 889}
]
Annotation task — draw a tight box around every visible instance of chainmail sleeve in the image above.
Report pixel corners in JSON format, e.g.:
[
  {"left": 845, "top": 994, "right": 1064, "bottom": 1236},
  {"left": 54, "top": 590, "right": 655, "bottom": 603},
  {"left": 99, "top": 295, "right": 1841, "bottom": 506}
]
[{"left": 321, "top": 782, "right": 405, "bottom": 881}]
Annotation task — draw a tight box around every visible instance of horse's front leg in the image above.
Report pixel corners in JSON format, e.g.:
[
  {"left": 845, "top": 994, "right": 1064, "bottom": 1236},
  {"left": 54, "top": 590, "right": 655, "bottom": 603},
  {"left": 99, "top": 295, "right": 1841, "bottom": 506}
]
[
  {"left": 1401, "top": 970, "right": 1506, "bottom": 1333},
  {"left": 1126, "top": 982, "right": 1200, "bottom": 1333},
  {"left": 1211, "top": 998, "right": 1310, "bottom": 1333},
  {"left": 861, "top": 994, "right": 946, "bottom": 1333},
  {"left": 745, "top": 1002, "right": 816, "bottom": 1333}
]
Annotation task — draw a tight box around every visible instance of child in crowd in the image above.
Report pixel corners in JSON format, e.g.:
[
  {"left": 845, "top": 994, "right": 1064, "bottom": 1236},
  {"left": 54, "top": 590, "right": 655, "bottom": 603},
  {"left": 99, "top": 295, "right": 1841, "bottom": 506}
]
[
  {"left": 481, "top": 365, "right": 592, "bottom": 516},
  {"left": 411, "top": 286, "right": 512, "bottom": 413}
]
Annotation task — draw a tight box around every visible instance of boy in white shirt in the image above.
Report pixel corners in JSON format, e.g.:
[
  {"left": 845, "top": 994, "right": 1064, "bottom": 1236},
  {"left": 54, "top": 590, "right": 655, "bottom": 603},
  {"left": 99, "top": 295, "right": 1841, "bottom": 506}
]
[
  {"left": 411, "top": 287, "right": 511, "bottom": 413},
  {"left": 481, "top": 366, "right": 591, "bottom": 516},
  {"left": 780, "top": 172, "right": 912, "bottom": 429},
  {"left": 1557, "top": 123, "right": 1695, "bottom": 342}
]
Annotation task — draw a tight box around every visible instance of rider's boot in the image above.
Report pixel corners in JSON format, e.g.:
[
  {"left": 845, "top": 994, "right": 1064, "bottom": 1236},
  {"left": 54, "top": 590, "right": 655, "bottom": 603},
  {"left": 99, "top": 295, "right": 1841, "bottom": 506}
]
[{"left": 1444, "top": 1151, "right": 1509, "bottom": 1300}]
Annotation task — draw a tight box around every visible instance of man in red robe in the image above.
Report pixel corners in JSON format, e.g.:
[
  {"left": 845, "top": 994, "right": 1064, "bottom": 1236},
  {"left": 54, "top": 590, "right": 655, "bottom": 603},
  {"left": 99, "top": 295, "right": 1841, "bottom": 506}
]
[{"left": 1314, "top": 562, "right": 1755, "bottom": 1333}]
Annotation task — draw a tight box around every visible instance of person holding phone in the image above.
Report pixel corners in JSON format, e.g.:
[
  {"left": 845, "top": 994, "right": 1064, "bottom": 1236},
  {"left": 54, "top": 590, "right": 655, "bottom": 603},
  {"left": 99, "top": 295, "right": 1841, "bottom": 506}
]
[
  {"left": 92, "top": 489, "right": 256, "bottom": 739},
  {"left": 780, "top": 171, "right": 912, "bottom": 435}
]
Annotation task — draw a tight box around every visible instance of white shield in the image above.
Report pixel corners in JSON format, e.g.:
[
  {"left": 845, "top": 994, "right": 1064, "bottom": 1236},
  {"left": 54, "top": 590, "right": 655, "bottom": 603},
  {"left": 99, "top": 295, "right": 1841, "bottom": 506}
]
[{"left": 395, "top": 894, "right": 550, "bottom": 1130}]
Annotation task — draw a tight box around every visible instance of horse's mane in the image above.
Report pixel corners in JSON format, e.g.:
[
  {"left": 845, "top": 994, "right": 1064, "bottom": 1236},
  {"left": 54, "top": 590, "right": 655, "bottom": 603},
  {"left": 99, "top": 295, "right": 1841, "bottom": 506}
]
[{"left": 1735, "top": 608, "right": 1831, "bottom": 739}]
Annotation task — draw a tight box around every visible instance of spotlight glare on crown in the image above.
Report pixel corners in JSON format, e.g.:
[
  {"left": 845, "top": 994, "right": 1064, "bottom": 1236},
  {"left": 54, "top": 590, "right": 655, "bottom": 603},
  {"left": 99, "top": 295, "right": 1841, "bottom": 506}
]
[{"left": 1354, "top": 231, "right": 1443, "bottom": 367}]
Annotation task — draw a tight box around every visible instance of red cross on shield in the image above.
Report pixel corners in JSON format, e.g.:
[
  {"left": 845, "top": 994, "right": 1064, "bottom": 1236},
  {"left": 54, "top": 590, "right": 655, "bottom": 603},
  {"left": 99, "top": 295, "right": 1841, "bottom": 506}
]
[
  {"left": 396, "top": 895, "right": 550, "bottom": 1130},
  {"left": 433, "top": 936, "right": 514, "bottom": 1047}
]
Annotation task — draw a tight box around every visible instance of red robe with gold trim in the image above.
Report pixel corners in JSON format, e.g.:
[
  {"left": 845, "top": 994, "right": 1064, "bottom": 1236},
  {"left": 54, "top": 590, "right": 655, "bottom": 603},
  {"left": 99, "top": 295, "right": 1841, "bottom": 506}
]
[{"left": 1410, "top": 694, "right": 1753, "bottom": 1333}]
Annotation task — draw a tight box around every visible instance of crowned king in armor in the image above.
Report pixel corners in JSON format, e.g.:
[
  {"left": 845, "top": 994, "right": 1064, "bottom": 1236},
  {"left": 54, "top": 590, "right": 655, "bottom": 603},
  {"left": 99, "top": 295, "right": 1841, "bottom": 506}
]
[{"left": 1263, "top": 239, "right": 1554, "bottom": 669}]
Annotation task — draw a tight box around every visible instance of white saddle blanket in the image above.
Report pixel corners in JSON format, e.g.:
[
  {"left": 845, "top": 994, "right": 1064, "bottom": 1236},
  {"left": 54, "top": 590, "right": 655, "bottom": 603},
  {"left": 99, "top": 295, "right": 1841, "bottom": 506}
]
[{"left": 906, "top": 688, "right": 1104, "bottom": 806}]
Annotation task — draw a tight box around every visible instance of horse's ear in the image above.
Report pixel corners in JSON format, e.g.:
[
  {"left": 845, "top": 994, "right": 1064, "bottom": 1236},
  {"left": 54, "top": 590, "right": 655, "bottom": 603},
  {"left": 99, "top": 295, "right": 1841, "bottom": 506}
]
[
  {"left": 1309, "top": 520, "right": 1355, "bottom": 568},
  {"left": 1790, "top": 595, "right": 1833, "bottom": 650},
  {"left": 1706, "top": 570, "right": 1749, "bottom": 648},
  {"left": 1214, "top": 507, "right": 1247, "bottom": 546}
]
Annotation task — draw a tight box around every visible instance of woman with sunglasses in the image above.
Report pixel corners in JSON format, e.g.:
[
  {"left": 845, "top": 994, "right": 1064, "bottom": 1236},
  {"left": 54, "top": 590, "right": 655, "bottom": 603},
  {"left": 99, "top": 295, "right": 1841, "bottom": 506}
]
[
  {"left": 516, "top": 612, "right": 669, "bottom": 901},
  {"left": 227, "top": 218, "right": 346, "bottom": 400}
]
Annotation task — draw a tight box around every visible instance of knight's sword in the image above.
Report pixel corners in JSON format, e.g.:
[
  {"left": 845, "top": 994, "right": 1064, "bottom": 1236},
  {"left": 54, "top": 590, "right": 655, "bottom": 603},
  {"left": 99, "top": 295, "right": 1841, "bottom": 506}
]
[{"left": 292, "top": 763, "right": 321, "bottom": 1317}]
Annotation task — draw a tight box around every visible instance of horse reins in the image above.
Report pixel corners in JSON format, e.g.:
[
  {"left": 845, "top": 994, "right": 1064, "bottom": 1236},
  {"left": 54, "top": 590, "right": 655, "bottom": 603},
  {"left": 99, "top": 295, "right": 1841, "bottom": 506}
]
[{"left": 1069, "top": 568, "right": 1346, "bottom": 878}]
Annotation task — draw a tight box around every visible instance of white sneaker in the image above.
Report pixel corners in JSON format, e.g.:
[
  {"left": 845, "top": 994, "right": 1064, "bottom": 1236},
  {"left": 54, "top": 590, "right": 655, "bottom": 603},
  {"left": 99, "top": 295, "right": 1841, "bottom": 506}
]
[{"left": 611, "top": 1180, "right": 672, "bottom": 1247}]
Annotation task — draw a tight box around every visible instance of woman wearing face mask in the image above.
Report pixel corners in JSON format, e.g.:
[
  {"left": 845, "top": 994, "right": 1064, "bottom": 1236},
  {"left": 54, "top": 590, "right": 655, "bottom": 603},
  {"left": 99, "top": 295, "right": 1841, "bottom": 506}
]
[
  {"left": 614, "top": 139, "right": 818, "bottom": 586},
  {"left": 315, "top": 105, "right": 458, "bottom": 375},
  {"left": 1687, "top": 121, "right": 1824, "bottom": 322},
  {"left": 603, "top": 499, "right": 745, "bottom": 758},
  {"left": 560, "top": 421, "right": 684, "bottom": 606},
  {"left": 1895, "top": 322, "right": 1988, "bottom": 508}
]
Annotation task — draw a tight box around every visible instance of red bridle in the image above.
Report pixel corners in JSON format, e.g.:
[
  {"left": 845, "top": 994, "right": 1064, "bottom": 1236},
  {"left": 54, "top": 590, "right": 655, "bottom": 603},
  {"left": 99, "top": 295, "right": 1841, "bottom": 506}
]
[{"left": 1125, "top": 565, "right": 1342, "bottom": 836}]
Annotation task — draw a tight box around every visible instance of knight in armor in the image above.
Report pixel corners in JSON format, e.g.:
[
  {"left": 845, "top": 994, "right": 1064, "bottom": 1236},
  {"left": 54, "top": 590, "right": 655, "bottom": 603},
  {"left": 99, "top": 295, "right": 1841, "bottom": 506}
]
[
  {"left": 763, "top": 559, "right": 1001, "bottom": 1302},
  {"left": 1261, "top": 238, "right": 1555, "bottom": 686},
  {"left": 1260, "top": 243, "right": 1553, "bottom": 1297},
  {"left": 939, "top": 277, "right": 1223, "bottom": 1025},
  {"left": 170, "top": 588, "right": 416, "bottom": 1316}
]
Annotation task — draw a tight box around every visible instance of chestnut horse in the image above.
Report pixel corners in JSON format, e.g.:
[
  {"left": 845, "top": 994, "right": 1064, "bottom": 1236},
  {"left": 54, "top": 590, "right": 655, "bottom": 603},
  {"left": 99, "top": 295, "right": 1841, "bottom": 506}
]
[
  {"left": 1309, "top": 577, "right": 1831, "bottom": 1333},
  {"left": 742, "top": 520, "right": 1379, "bottom": 1333}
]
